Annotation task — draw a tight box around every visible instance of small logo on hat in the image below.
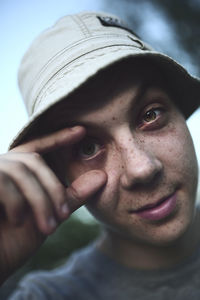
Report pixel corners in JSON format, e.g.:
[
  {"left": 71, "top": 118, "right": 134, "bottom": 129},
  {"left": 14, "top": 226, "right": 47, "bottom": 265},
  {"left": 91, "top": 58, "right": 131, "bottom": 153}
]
[{"left": 97, "top": 15, "right": 140, "bottom": 39}]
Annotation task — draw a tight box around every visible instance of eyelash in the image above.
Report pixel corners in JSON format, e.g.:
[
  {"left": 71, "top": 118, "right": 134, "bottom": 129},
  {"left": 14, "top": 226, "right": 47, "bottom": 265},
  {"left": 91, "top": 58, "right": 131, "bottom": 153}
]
[
  {"left": 74, "top": 104, "right": 167, "bottom": 161},
  {"left": 138, "top": 106, "right": 165, "bottom": 130},
  {"left": 75, "top": 139, "right": 104, "bottom": 161}
]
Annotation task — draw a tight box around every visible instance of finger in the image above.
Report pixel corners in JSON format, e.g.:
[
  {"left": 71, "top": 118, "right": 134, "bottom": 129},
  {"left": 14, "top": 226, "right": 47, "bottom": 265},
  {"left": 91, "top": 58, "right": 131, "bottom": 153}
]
[
  {"left": 0, "top": 160, "right": 57, "bottom": 235},
  {"left": 0, "top": 171, "right": 26, "bottom": 225},
  {"left": 66, "top": 170, "right": 107, "bottom": 213},
  {"left": 11, "top": 152, "right": 69, "bottom": 220},
  {"left": 11, "top": 126, "right": 86, "bottom": 155}
]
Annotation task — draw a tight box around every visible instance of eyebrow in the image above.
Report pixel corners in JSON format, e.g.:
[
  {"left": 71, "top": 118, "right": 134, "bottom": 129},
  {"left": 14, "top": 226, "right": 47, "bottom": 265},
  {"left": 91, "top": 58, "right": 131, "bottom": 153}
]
[
  {"left": 128, "top": 81, "right": 151, "bottom": 112},
  {"left": 51, "top": 78, "right": 166, "bottom": 132}
]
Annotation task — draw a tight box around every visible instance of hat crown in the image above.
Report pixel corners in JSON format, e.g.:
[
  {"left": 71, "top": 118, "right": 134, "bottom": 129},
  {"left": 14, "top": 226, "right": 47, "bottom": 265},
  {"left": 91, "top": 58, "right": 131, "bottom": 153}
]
[
  {"left": 10, "top": 10, "right": 199, "bottom": 150},
  {"left": 18, "top": 11, "right": 147, "bottom": 116}
]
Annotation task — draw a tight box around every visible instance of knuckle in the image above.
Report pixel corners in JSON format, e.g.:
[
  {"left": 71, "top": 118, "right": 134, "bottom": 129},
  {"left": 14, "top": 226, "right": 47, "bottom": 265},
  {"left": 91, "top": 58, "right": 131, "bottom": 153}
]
[
  {"left": 0, "top": 170, "right": 11, "bottom": 186},
  {"left": 30, "top": 151, "right": 42, "bottom": 161},
  {"left": 12, "top": 161, "right": 29, "bottom": 174}
]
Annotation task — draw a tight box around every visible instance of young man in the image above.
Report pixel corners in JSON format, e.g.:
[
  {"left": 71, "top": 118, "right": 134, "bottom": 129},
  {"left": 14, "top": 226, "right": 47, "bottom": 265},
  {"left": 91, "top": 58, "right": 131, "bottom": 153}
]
[{"left": 0, "top": 11, "right": 200, "bottom": 299}]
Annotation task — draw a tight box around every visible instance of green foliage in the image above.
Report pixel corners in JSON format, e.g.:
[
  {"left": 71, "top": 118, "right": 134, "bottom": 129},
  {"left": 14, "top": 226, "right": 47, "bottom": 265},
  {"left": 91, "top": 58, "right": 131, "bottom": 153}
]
[
  {"left": 0, "top": 216, "right": 100, "bottom": 299},
  {"left": 28, "top": 215, "right": 100, "bottom": 271},
  {"left": 103, "top": 0, "right": 200, "bottom": 76}
]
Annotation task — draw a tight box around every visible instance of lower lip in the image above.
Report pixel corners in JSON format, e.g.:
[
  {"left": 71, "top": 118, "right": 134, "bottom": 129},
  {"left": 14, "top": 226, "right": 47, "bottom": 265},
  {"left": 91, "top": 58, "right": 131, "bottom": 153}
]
[{"left": 135, "top": 193, "right": 177, "bottom": 221}]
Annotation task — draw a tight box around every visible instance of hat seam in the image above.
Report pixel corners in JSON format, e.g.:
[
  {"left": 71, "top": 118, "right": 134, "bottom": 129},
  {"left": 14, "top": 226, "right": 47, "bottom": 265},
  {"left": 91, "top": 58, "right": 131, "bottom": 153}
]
[
  {"left": 11, "top": 48, "right": 200, "bottom": 149},
  {"left": 13, "top": 10, "right": 200, "bottom": 151},
  {"left": 34, "top": 50, "right": 196, "bottom": 114},
  {"left": 27, "top": 33, "right": 143, "bottom": 110},
  {"left": 72, "top": 15, "right": 91, "bottom": 38},
  {"left": 32, "top": 45, "right": 144, "bottom": 113}
]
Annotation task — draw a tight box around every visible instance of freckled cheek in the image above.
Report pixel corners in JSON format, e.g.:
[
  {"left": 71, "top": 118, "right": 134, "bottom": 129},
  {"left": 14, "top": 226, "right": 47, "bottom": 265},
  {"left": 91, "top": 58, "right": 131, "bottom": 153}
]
[
  {"left": 168, "top": 130, "right": 197, "bottom": 169},
  {"left": 87, "top": 172, "right": 126, "bottom": 229},
  {"left": 175, "top": 135, "right": 198, "bottom": 190},
  {"left": 155, "top": 124, "right": 198, "bottom": 188},
  {"left": 84, "top": 166, "right": 123, "bottom": 223},
  {"left": 65, "top": 149, "right": 124, "bottom": 185}
]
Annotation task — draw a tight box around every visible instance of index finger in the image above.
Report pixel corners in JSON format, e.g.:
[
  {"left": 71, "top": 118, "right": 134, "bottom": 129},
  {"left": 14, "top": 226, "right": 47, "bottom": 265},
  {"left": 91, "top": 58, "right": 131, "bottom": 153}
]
[{"left": 11, "top": 126, "right": 86, "bottom": 154}]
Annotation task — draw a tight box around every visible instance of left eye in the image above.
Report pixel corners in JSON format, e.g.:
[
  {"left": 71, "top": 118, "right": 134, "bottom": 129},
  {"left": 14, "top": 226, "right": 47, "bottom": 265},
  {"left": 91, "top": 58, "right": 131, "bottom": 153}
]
[
  {"left": 143, "top": 108, "right": 160, "bottom": 123},
  {"left": 78, "top": 140, "right": 101, "bottom": 159}
]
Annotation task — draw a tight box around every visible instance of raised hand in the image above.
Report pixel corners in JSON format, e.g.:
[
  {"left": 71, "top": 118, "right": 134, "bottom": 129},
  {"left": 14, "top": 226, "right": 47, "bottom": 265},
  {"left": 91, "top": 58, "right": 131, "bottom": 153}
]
[{"left": 0, "top": 126, "right": 107, "bottom": 284}]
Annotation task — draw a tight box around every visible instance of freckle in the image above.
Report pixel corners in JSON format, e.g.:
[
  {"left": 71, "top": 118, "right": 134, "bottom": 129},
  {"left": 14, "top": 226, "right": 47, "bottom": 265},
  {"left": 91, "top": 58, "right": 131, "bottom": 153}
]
[{"left": 112, "top": 117, "right": 116, "bottom": 121}]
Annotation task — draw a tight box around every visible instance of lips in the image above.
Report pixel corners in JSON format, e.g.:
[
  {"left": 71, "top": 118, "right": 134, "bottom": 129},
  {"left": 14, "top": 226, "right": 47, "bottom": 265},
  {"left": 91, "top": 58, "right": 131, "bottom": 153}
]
[{"left": 130, "top": 192, "right": 177, "bottom": 221}]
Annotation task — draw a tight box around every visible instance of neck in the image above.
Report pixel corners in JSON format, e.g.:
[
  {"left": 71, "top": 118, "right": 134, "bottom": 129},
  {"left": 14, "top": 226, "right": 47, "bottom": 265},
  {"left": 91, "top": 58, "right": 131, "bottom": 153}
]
[{"left": 97, "top": 210, "right": 200, "bottom": 270}]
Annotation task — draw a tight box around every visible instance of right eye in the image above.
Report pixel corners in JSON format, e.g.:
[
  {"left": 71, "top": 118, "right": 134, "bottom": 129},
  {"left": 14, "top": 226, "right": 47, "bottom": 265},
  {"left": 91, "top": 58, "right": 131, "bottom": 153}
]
[{"left": 78, "top": 139, "right": 102, "bottom": 160}]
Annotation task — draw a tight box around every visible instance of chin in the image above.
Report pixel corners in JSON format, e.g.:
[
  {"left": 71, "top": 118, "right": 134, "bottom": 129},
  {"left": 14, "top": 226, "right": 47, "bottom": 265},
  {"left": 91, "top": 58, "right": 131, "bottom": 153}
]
[{"left": 139, "top": 205, "right": 196, "bottom": 248}]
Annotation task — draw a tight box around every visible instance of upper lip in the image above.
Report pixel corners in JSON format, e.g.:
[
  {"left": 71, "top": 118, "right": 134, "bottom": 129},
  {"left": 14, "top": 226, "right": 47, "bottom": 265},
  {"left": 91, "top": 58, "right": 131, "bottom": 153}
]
[{"left": 129, "top": 192, "right": 175, "bottom": 213}]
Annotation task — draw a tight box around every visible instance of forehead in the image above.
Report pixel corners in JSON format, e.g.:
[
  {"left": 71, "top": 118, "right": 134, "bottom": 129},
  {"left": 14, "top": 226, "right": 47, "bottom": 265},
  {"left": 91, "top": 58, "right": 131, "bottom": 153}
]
[{"left": 38, "top": 58, "right": 174, "bottom": 134}]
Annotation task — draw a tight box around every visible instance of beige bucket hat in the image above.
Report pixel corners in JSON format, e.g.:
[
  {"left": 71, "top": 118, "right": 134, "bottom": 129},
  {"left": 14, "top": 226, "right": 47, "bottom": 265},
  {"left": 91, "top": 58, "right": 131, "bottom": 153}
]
[{"left": 10, "top": 11, "right": 200, "bottom": 149}]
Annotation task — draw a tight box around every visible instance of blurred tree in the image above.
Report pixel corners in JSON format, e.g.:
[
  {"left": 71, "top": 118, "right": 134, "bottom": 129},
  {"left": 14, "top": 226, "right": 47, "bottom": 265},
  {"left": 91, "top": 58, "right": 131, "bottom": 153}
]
[
  {"left": 103, "top": 0, "right": 200, "bottom": 76},
  {"left": 29, "top": 215, "right": 100, "bottom": 270},
  {"left": 0, "top": 215, "right": 100, "bottom": 299},
  {"left": 151, "top": 0, "right": 200, "bottom": 74}
]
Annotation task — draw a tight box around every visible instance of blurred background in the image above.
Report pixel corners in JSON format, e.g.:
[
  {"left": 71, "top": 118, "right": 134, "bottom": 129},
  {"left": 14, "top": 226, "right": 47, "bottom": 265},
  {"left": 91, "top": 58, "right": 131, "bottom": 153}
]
[{"left": 1, "top": 0, "right": 200, "bottom": 298}]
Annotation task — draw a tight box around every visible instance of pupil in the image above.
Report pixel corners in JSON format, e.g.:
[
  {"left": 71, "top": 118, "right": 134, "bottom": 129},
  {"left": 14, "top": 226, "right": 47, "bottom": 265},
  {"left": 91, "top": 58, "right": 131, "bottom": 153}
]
[
  {"left": 82, "top": 143, "right": 95, "bottom": 155},
  {"left": 144, "top": 110, "right": 156, "bottom": 122}
]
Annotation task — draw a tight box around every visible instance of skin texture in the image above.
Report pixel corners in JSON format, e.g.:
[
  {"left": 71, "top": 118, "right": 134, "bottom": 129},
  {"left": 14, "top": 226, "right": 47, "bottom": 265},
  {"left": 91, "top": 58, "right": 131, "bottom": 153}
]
[
  {"left": 0, "top": 127, "right": 107, "bottom": 284},
  {"left": 0, "top": 61, "right": 198, "bottom": 284},
  {"left": 46, "top": 62, "right": 199, "bottom": 269}
]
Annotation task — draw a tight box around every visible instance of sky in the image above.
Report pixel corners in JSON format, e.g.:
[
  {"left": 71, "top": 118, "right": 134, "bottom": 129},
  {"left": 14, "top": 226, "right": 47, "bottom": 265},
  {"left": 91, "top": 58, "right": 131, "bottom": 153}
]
[
  {"left": 1, "top": 0, "right": 199, "bottom": 154},
  {"left": 0, "top": 0, "right": 105, "bottom": 153},
  {"left": 1, "top": 0, "right": 200, "bottom": 219}
]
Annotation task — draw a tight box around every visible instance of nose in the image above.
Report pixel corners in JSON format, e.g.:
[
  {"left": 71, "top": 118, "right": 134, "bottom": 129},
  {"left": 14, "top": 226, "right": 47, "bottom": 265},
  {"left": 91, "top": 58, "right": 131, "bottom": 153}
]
[{"left": 119, "top": 136, "right": 163, "bottom": 189}]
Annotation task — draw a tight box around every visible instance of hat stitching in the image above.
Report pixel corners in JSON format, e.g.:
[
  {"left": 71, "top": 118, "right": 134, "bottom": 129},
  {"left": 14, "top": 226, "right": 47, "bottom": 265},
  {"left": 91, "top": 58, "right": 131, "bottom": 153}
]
[
  {"left": 31, "top": 40, "right": 144, "bottom": 113},
  {"left": 72, "top": 15, "right": 91, "bottom": 38},
  {"left": 34, "top": 50, "right": 198, "bottom": 114},
  {"left": 9, "top": 11, "right": 200, "bottom": 150},
  {"left": 32, "top": 45, "right": 142, "bottom": 113},
  {"left": 28, "top": 33, "right": 142, "bottom": 111}
]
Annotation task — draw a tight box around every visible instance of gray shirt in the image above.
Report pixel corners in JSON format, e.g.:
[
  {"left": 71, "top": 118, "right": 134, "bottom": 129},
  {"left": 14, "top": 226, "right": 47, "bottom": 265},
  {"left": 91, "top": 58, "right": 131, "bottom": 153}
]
[{"left": 9, "top": 242, "right": 200, "bottom": 299}]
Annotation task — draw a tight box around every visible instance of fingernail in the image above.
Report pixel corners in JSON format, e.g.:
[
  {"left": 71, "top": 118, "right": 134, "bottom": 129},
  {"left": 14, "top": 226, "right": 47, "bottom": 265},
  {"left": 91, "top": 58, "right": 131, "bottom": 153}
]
[
  {"left": 48, "top": 217, "right": 57, "bottom": 230},
  {"left": 71, "top": 126, "right": 80, "bottom": 131}
]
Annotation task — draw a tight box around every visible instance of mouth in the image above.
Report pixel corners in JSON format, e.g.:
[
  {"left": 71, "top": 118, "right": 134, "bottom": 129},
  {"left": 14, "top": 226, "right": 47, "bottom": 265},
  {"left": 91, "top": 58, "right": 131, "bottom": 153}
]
[{"left": 129, "top": 192, "right": 177, "bottom": 221}]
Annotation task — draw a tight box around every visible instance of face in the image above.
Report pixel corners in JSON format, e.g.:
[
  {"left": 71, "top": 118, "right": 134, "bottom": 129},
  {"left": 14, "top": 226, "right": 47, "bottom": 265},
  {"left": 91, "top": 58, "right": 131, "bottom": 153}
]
[{"left": 45, "top": 62, "right": 199, "bottom": 248}]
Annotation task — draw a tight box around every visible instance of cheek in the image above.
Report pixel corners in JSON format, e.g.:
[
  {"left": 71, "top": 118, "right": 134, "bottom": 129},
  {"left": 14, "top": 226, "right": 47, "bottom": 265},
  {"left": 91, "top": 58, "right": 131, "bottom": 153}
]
[
  {"left": 152, "top": 118, "right": 198, "bottom": 194},
  {"left": 65, "top": 146, "right": 123, "bottom": 184},
  {"left": 83, "top": 157, "right": 124, "bottom": 220},
  {"left": 166, "top": 124, "right": 197, "bottom": 176},
  {"left": 86, "top": 164, "right": 130, "bottom": 227},
  {"left": 63, "top": 151, "right": 107, "bottom": 183}
]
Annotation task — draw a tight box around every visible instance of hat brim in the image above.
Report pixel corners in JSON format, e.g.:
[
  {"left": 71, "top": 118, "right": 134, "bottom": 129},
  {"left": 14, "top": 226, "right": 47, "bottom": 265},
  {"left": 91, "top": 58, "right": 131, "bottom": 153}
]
[{"left": 9, "top": 45, "right": 200, "bottom": 149}]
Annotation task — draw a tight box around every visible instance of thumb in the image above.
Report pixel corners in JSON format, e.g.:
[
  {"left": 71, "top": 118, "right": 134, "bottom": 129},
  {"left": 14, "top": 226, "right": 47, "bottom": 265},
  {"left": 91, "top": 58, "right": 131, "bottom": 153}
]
[{"left": 66, "top": 170, "right": 107, "bottom": 213}]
